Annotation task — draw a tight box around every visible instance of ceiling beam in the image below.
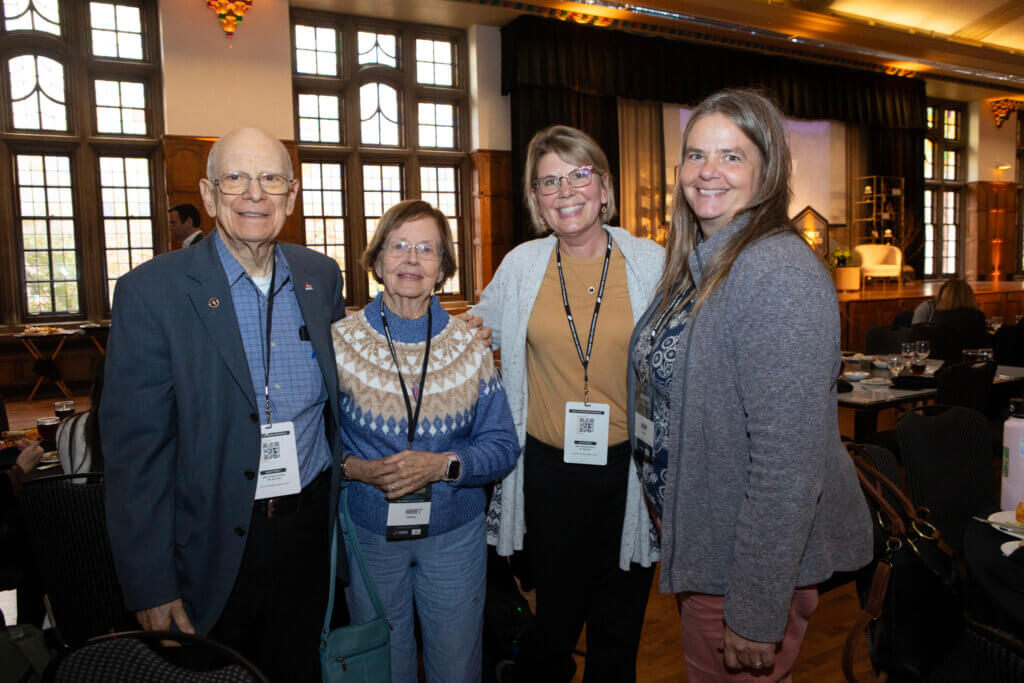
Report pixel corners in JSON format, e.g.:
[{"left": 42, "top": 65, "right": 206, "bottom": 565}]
[{"left": 953, "top": 0, "right": 1024, "bottom": 42}]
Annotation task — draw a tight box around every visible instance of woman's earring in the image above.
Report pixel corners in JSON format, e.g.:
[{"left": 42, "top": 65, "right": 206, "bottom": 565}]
[{"left": 600, "top": 204, "right": 608, "bottom": 216}]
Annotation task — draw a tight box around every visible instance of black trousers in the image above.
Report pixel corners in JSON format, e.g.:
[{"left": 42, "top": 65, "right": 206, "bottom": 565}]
[
  {"left": 207, "top": 470, "right": 331, "bottom": 682},
  {"left": 520, "top": 436, "right": 655, "bottom": 683}
]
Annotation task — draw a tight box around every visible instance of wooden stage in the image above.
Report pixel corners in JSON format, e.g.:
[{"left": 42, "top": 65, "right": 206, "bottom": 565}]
[{"left": 837, "top": 279, "right": 1024, "bottom": 351}]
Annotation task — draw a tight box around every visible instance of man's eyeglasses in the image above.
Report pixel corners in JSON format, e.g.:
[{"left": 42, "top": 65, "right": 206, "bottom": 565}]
[
  {"left": 212, "top": 172, "right": 293, "bottom": 196},
  {"left": 384, "top": 240, "right": 441, "bottom": 261},
  {"left": 532, "top": 166, "right": 595, "bottom": 196}
]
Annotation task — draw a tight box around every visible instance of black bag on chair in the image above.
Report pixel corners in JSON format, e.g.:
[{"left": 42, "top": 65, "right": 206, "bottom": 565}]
[{"left": 843, "top": 444, "right": 965, "bottom": 682}]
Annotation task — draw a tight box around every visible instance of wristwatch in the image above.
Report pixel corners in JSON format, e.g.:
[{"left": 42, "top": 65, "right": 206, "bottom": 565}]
[{"left": 443, "top": 453, "right": 461, "bottom": 482}]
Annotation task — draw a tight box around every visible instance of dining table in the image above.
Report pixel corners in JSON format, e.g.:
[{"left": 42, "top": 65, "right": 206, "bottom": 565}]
[
  {"left": 837, "top": 362, "right": 1024, "bottom": 442},
  {"left": 963, "top": 516, "right": 1024, "bottom": 640}
]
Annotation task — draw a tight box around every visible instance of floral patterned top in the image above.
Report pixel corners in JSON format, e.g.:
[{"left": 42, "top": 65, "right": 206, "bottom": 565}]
[{"left": 629, "top": 293, "right": 692, "bottom": 518}]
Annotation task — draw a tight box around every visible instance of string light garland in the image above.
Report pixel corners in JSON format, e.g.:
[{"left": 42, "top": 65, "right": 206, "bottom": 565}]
[{"left": 207, "top": 0, "right": 253, "bottom": 38}]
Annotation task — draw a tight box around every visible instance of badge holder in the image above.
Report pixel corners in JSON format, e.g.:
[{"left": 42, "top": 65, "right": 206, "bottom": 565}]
[{"left": 386, "top": 485, "right": 432, "bottom": 541}]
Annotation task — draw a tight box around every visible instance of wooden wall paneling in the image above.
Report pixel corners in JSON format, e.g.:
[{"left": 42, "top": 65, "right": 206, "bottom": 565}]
[
  {"left": 1004, "top": 292, "right": 1024, "bottom": 324},
  {"left": 838, "top": 301, "right": 849, "bottom": 350},
  {"left": 970, "top": 181, "right": 1019, "bottom": 281},
  {"left": 162, "top": 137, "right": 303, "bottom": 249},
  {"left": 975, "top": 291, "right": 1005, "bottom": 320},
  {"left": 847, "top": 300, "right": 902, "bottom": 351},
  {"left": 471, "top": 150, "right": 516, "bottom": 295}
]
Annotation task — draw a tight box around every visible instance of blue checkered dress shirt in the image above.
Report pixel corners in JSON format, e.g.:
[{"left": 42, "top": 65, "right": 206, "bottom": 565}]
[{"left": 214, "top": 231, "right": 330, "bottom": 487}]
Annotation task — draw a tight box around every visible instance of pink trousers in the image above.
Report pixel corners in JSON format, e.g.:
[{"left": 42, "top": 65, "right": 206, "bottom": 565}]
[{"left": 678, "top": 588, "right": 819, "bottom": 682}]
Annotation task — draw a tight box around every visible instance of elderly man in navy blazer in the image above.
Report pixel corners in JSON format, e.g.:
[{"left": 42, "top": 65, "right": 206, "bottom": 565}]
[{"left": 101, "top": 127, "right": 347, "bottom": 680}]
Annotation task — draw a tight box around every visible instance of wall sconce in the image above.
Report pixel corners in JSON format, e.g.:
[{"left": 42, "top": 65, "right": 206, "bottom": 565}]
[
  {"left": 207, "top": 0, "right": 253, "bottom": 38},
  {"left": 995, "top": 163, "right": 1012, "bottom": 180}
]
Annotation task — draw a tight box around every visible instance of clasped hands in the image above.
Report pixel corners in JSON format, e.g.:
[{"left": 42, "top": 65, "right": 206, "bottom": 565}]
[{"left": 345, "top": 450, "right": 449, "bottom": 499}]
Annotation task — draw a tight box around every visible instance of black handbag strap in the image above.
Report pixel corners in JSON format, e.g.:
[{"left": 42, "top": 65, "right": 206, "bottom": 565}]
[
  {"left": 321, "top": 487, "right": 388, "bottom": 649},
  {"left": 842, "top": 444, "right": 956, "bottom": 682}
]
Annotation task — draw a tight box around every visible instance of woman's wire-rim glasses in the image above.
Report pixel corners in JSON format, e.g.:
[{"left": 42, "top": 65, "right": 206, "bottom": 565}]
[
  {"left": 533, "top": 166, "right": 595, "bottom": 196},
  {"left": 384, "top": 239, "right": 441, "bottom": 261}
]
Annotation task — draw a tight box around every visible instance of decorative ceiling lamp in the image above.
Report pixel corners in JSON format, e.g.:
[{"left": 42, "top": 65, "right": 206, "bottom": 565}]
[{"left": 207, "top": 0, "right": 253, "bottom": 39}]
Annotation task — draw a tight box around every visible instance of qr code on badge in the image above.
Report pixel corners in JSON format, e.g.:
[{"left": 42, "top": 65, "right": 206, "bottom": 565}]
[
  {"left": 577, "top": 416, "right": 595, "bottom": 433},
  {"left": 262, "top": 441, "right": 281, "bottom": 460}
]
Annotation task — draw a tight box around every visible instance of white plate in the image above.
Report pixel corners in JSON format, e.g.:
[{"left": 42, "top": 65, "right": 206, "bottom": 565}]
[
  {"left": 989, "top": 511, "right": 1024, "bottom": 539},
  {"left": 1002, "top": 540, "right": 1023, "bottom": 557},
  {"left": 861, "top": 377, "right": 890, "bottom": 386},
  {"left": 844, "top": 371, "right": 869, "bottom": 381}
]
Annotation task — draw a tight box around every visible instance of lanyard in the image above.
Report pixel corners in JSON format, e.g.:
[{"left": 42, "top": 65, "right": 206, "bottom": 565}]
[
  {"left": 380, "top": 300, "right": 433, "bottom": 450},
  {"left": 260, "top": 256, "right": 278, "bottom": 426},
  {"left": 555, "top": 231, "right": 612, "bottom": 405},
  {"left": 639, "top": 291, "right": 688, "bottom": 388}
]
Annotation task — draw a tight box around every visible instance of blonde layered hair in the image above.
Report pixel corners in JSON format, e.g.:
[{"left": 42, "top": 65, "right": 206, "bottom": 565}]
[
  {"left": 659, "top": 89, "right": 803, "bottom": 317},
  {"left": 523, "top": 125, "right": 616, "bottom": 235}
]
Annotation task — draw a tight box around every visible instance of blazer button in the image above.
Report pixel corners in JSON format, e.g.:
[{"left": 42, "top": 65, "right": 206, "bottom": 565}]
[
  {"left": 234, "top": 526, "right": 246, "bottom": 537},
  {"left": 249, "top": 413, "right": 258, "bottom": 424},
  {"left": 244, "top": 470, "right": 255, "bottom": 480}
]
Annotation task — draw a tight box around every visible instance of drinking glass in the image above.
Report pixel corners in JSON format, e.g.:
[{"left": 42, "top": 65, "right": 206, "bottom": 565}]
[
  {"left": 979, "top": 348, "right": 995, "bottom": 361},
  {"left": 989, "top": 316, "right": 1003, "bottom": 333},
  {"left": 37, "top": 416, "right": 59, "bottom": 442},
  {"left": 54, "top": 400, "right": 75, "bottom": 421},
  {"left": 915, "top": 340, "right": 931, "bottom": 361},
  {"left": 887, "top": 354, "right": 905, "bottom": 378},
  {"left": 900, "top": 342, "right": 915, "bottom": 367}
]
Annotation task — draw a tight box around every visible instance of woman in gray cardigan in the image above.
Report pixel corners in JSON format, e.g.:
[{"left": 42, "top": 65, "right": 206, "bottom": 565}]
[{"left": 628, "top": 89, "right": 872, "bottom": 681}]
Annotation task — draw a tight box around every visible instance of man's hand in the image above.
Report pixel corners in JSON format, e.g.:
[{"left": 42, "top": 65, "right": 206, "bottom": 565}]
[
  {"left": 721, "top": 623, "right": 776, "bottom": 672},
  {"left": 136, "top": 598, "right": 195, "bottom": 645},
  {"left": 455, "top": 312, "right": 492, "bottom": 346}
]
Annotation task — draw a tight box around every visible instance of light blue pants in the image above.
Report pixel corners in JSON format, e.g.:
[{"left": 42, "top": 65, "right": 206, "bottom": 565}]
[{"left": 344, "top": 514, "right": 486, "bottom": 683}]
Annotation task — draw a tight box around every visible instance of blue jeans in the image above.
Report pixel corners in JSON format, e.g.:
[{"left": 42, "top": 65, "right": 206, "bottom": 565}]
[{"left": 344, "top": 513, "right": 486, "bottom": 683}]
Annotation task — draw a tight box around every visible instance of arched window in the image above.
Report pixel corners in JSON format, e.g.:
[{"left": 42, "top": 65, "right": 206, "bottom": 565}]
[
  {"left": 0, "top": 0, "right": 161, "bottom": 323},
  {"left": 291, "top": 11, "right": 469, "bottom": 305}
]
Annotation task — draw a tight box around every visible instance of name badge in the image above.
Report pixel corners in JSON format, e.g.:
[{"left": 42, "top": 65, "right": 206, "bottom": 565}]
[
  {"left": 386, "top": 486, "right": 432, "bottom": 541},
  {"left": 254, "top": 421, "right": 302, "bottom": 500},
  {"left": 634, "top": 383, "right": 654, "bottom": 465},
  {"left": 563, "top": 402, "right": 610, "bottom": 466}
]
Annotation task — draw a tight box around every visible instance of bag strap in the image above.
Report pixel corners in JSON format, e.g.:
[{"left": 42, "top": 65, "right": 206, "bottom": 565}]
[
  {"left": 841, "top": 558, "right": 892, "bottom": 683},
  {"left": 321, "top": 487, "right": 389, "bottom": 648}
]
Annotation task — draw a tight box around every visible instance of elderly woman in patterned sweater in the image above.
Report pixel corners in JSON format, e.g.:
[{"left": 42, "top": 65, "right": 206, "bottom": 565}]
[{"left": 332, "top": 199, "right": 519, "bottom": 683}]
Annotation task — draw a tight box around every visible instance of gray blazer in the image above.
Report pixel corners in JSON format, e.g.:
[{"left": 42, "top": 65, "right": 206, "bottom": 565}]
[
  {"left": 631, "top": 215, "right": 872, "bottom": 643},
  {"left": 101, "top": 234, "right": 347, "bottom": 635}
]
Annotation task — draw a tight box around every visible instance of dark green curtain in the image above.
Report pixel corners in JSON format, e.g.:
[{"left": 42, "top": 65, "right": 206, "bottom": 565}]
[{"left": 502, "top": 16, "right": 927, "bottom": 244}]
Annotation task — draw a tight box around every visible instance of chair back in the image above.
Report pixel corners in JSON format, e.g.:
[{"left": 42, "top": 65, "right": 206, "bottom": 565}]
[
  {"left": 16, "top": 473, "right": 134, "bottom": 647},
  {"left": 935, "top": 361, "right": 996, "bottom": 413},
  {"left": 932, "top": 307, "right": 989, "bottom": 350},
  {"left": 994, "top": 324, "right": 1024, "bottom": 366},
  {"left": 864, "top": 325, "right": 912, "bottom": 355},
  {"left": 896, "top": 405, "right": 994, "bottom": 557},
  {"left": 44, "top": 630, "right": 269, "bottom": 682},
  {"left": 911, "top": 322, "right": 964, "bottom": 364},
  {"left": 892, "top": 310, "right": 913, "bottom": 329}
]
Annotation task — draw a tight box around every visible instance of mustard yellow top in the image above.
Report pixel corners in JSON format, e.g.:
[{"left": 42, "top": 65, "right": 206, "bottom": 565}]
[{"left": 526, "top": 244, "right": 633, "bottom": 448}]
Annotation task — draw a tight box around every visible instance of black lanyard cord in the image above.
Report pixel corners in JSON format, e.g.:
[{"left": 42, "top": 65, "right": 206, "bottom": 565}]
[
  {"left": 380, "top": 299, "right": 433, "bottom": 449},
  {"left": 260, "top": 256, "right": 278, "bottom": 425},
  {"left": 555, "top": 231, "right": 612, "bottom": 405}
]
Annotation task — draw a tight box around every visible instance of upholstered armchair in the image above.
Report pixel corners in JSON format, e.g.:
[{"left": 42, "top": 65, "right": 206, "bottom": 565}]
[{"left": 853, "top": 244, "right": 902, "bottom": 287}]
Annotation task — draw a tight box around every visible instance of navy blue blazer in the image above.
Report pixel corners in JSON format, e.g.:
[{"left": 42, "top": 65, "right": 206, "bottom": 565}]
[{"left": 100, "top": 233, "right": 348, "bottom": 635}]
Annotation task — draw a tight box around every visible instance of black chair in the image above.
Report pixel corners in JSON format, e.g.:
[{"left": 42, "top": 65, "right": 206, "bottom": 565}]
[
  {"left": 892, "top": 310, "right": 914, "bottom": 328},
  {"left": 933, "top": 307, "right": 990, "bottom": 351},
  {"left": 936, "top": 361, "right": 997, "bottom": 413},
  {"left": 911, "top": 322, "right": 965, "bottom": 365},
  {"left": 896, "top": 405, "right": 995, "bottom": 557},
  {"left": 864, "top": 325, "right": 913, "bottom": 355},
  {"left": 15, "top": 473, "right": 134, "bottom": 647},
  {"left": 994, "top": 325, "right": 1024, "bottom": 367},
  {"left": 44, "top": 630, "right": 269, "bottom": 682}
]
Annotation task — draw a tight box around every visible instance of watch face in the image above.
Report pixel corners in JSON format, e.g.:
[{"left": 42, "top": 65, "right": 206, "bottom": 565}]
[{"left": 447, "top": 459, "right": 461, "bottom": 480}]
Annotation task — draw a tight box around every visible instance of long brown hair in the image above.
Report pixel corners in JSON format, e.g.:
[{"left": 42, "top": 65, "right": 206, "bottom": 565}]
[
  {"left": 658, "top": 89, "right": 803, "bottom": 317},
  {"left": 935, "top": 278, "right": 976, "bottom": 311}
]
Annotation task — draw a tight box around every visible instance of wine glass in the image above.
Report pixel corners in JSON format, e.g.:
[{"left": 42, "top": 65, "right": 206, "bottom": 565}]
[
  {"left": 900, "top": 342, "right": 915, "bottom": 366},
  {"left": 887, "top": 354, "right": 905, "bottom": 378},
  {"left": 914, "top": 340, "right": 930, "bottom": 361}
]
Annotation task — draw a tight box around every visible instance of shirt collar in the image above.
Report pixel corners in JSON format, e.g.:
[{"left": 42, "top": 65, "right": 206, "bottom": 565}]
[{"left": 212, "top": 229, "right": 292, "bottom": 292}]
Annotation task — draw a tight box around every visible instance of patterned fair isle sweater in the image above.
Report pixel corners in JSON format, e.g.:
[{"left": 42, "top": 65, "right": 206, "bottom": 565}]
[{"left": 332, "top": 295, "right": 519, "bottom": 537}]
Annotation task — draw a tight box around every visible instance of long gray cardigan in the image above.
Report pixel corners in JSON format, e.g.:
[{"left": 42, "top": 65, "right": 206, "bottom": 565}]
[
  {"left": 631, "top": 215, "right": 872, "bottom": 643},
  {"left": 474, "top": 226, "right": 665, "bottom": 570}
]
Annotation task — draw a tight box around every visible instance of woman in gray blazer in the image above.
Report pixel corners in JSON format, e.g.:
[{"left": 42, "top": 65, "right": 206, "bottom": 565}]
[{"left": 628, "top": 89, "right": 872, "bottom": 680}]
